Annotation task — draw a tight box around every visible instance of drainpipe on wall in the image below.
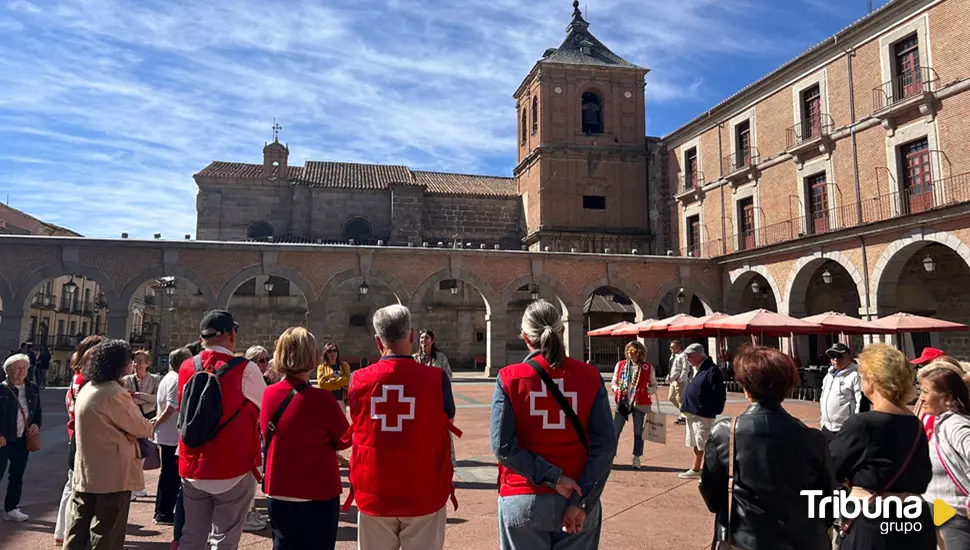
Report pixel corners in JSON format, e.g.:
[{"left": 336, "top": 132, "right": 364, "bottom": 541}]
[
  {"left": 837, "top": 35, "right": 871, "bottom": 320},
  {"left": 712, "top": 111, "right": 727, "bottom": 255}
]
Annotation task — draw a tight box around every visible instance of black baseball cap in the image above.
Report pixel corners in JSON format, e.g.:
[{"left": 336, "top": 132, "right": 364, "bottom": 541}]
[
  {"left": 199, "top": 310, "right": 239, "bottom": 338},
  {"left": 826, "top": 343, "right": 851, "bottom": 356}
]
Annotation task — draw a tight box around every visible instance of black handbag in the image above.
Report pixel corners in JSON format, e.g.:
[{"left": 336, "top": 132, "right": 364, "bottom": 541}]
[
  {"left": 139, "top": 438, "right": 161, "bottom": 470},
  {"left": 616, "top": 400, "right": 633, "bottom": 418}
]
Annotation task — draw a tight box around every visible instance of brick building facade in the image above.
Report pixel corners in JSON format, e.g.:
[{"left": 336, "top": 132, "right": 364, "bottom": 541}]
[{"left": 666, "top": 0, "right": 970, "bottom": 362}]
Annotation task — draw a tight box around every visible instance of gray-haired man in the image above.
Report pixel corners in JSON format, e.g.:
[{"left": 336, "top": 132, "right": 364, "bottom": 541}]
[{"left": 346, "top": 304, "right": 457, "bottom": 550}]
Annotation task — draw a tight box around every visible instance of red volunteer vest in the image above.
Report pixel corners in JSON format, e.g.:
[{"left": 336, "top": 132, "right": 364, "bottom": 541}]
[
  {"left": 612, "top": 361, "right": 654, "bottom": 407},
  {"left": 498, "top": 354, "right": 601, "bottom": 497},
  {"left": 348, "top": 356, "right": 453, "bottom": 517},
  {"left": 177, "top": 350, "right": 261, "bottom": 480}
]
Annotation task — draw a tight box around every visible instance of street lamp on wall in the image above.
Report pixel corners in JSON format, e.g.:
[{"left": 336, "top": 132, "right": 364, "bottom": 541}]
[
  {"left": 676, "top": 288, "right": 686, "bottom": 304},
  {"left": 263, "top": 279, "right": 275, "bottom": 293},
  {"left": 821, "top": 270, "right": 833, "bottom": 285},
  {"left": 164, "top": 282, "right": 177, "bottom": 297},
  {"left": 750, "top": 280, "right": 761, "bottom": 295},
  {"left": 449, "top": 280, "right": 460, "bottom": 296},
  {"left": 64, "top": 278, "right": 78, "bottom": 296},
  {"left": 529, "top": 284, "right": 540, "bottom": 301},
  {"left": 923, "top": 255, "right": 936, "bottom": 273},
  {"left": 358, "top": 280, "right": 369, "bottom": 297}
]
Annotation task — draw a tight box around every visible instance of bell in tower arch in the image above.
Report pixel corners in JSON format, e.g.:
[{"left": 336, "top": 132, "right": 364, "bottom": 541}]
[{"left": 581, "top": 92, "right": 603, "bottom": 135}]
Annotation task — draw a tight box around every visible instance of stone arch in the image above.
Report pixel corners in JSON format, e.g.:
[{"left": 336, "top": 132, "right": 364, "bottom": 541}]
[
  {"left": 215, "top": 264, "right": 316, "bottom": 311},
  {"left": 578, "top": 276, "right": 648, "bottom": 322},
  {"left": 725, "top": 266, "right": 783, "bottom": 314},
  {"left": 342, "top": 217, "right": 374, "bottom": 243},
  {"left": 498, "top": 274, "right": 575, "bottom": 316},
  {"left": 16, "top": 263, "right": 120, "bottom": 311},
  {"left": 246, "top": 221, "right": 274, "bottom": 240},
  {"left": 580, "top": 87, "right": 606, "bottom": 135},
  {"left": 785, "top": 250, "right": 865, "bottom": 316},
  {"left": 648, "top": 277, "right": 719, "bottom": 318},
  {"left": 315, "top": 268, "right": 410, "bottom": 316},
  {"left": 872, "top": 228, "right": 970, "bottom": 313},
  {"left": 411, "top": 269, "right": 499, "bottom": 316},
  {"left": 0, "top": 275, "right": 14, "bottom": 313},
  {"left": 119, "top": 265, "right": 216, "bottom": 310}
]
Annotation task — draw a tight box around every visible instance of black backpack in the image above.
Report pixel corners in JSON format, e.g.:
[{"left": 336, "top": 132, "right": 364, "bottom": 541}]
[{"left": 178, "top": 355, "right": 248, "bottom": 448}]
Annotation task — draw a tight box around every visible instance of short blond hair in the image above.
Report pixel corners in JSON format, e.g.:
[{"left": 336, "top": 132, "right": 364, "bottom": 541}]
[
  {"left": 273, "top": 327, "right": 319, "bottom": 376},
  {"left": 858, "top": 344, "right": 917, "bottom": 406},
  {"left": 133, "top": 350, "right": 152, "bottom": 362}
]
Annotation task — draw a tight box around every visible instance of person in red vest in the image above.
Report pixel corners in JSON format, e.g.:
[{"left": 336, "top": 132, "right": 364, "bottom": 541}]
[
  {"left": 346, "top": 304, "right": 456, "bottom": 550},
  {"left": 176, "top": 310, "right": 266, "bottom": 549},
  {"left": 491, "top": 300, "right": 617, "bottom": 549},
  {"left": 261, "top": 326, "right": 350, "bottom": 550}
]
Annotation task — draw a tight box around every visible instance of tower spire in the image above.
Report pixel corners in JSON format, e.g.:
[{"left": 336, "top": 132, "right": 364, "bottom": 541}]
[
  {"left": 567, "top": 0, "right": 589, "bottom": 33},
  {"left": 272, "top": 118, "right": 282, "bottom": 143}
]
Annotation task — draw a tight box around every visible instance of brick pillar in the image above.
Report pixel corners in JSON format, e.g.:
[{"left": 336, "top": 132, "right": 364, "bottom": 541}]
[
  {"left": 485, "top": 313, "right": 507, "bottom": 376},
  {"left": 0, "top": 310, "right": 24, "bottom": 359},
  {"left": 563, "top": 307, "right": 585, "bottom": 361},
  {"left": 306, "top": 306, "right": 326, "bottom": 348},
  {"left": 106, "top": 310, "right": 128, "bottom": 341}
]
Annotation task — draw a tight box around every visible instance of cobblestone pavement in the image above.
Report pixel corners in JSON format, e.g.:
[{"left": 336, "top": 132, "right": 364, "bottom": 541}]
[{"left": 0, "top": 383, "right": 822, "bottom": 549}]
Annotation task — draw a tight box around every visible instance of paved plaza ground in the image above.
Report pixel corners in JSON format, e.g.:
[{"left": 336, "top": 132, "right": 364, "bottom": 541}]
[{"left": 0, "top": 378, "right": 823, "bottom": 549}]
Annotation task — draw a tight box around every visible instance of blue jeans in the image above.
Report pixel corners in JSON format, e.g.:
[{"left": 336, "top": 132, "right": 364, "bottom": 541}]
[
  {"left": 498, "top": 493, "right": 602, "bottom": 550},
  {"left": 613, "top": 408, "right": 646, "bottom": 457}
]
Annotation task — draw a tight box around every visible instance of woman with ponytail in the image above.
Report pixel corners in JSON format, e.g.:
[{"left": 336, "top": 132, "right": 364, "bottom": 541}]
[{"left": 490, "top": 300, "right": 616, "bottom": 550}]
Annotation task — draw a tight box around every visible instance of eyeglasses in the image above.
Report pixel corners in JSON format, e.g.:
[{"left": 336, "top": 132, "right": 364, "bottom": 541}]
[
  {"left": 256, "top": 357, "right": 269, "bottom": 364},
  {"left": 325, "top": 349, "right": 337, "bottom": 354}
]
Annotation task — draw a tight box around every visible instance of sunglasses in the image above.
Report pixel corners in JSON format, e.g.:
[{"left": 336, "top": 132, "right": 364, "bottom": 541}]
[
  {"left": 325, "top": 349, "right": 338, "bottom": 354},
  {"left": 256, "top": 357, "right": 270, "bottom": 364},
  {"left": 827, "top": 353, "right": 843, "bottom": 360}
]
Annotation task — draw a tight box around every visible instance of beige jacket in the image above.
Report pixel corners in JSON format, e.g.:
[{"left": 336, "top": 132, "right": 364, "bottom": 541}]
[{"left": 73, "top": 380, "right": 154, "bottom": 494}]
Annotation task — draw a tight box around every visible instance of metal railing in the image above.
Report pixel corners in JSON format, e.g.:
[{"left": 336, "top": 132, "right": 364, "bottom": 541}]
[
  {"left": 680, "top": 170, "right": 704, "bottom": 193},
  {"left": 30, "top": 293, "right": 57, "bottom": 309},
  {"left": 719, "top": 171, "right": 970, "bottom": 255},
  {"left": 723, "top": 146, "right": 760, "bottom": 173},
  {"left": 786, "top": 114, "right": 834, "bottom": 149},
  {"left": 873, "top": 67, "right": 939, "bottom": 112}
]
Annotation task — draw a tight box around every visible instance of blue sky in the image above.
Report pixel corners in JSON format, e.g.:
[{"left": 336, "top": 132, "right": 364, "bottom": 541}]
[{"left": 0, "top": 0, "right": 888, "bottom": 238}]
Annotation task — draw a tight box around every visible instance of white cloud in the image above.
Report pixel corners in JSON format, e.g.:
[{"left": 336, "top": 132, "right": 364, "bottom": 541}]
[{"left": 0, "top": 0, "right": 832, "bottom": 238}]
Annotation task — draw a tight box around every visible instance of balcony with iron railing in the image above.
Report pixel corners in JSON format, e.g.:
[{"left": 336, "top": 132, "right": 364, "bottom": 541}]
[
  {"left": 675, "top": 170, "right": 705, "bottom": 205},
  {"left": 872, "top": 67, "right": 940, "bottom": 131},
  {"left": 30, "top": 293, "right": 57, "bottom": 310},
  {"left": 720, "top": 170, "right": 970, "bottom": 256},
  {"left": 786, "top": 114, "right": 834, "bottom": 165},
  {"left": 722, "top": 147, "right": 760, "bottom": 185}
]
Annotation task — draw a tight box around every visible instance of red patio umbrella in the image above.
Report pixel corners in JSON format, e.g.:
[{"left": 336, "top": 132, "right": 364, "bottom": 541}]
[
  {"left": 867, "top": 312, "right": 968, "bottom": 333},
  {"left": 666, "top": 312, "right": 729, "bottom": 336},
  {"left": 800, "top": 311, "right": 895, "bottom": 335},
  {"left": 611, "top": 319, "right": 656, "bottom": 337},
  {"left": 707, "top": 308, "right": 825, "bottom": 337},
  {"left": 637, "top": 313, "right": 697, "bottom": 337},
  {"left": 587, "top": 321, "right": 633, "bottom": 337}
]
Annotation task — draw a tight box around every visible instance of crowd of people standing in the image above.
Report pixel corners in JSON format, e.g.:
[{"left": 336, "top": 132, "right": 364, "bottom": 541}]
[{"left": 3, "top": 300, "right": 970, "bottom": 550}]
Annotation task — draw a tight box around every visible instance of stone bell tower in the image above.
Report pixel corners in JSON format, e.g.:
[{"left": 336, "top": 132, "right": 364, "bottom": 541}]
[{"left": 514, "top": 1, "right": 650, "bottom": 254}]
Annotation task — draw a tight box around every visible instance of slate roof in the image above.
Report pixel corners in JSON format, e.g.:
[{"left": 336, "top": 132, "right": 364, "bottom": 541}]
[
  {"left": 194, "top": 162, "right": 303, "bottom": 181},
  {"left": 413, "top": 171, "right": 517, "bottom": 198},
  {"left": 539, "top": 4, "right": 642, "bottom": 70},
  {"left": 300, "top": 161, "right": 414, "bottom": 190}
]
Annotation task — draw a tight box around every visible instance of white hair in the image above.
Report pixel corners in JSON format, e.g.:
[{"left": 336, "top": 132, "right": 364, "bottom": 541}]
[
  {"left": 245, "top": 345, "right": 268, "bottom": 361},
  {"left": 373, "top": 304, "right": 412, "bottom": 344},
  {"left": 521, "top": 300, "right": 566, "bottom": 368},
  {"left": 3, "top": 354, "right": 29, "bottom": 377}
]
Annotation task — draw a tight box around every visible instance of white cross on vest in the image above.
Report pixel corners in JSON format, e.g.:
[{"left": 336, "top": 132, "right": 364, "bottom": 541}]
[
  {"left": 371, "top": 384, "right": 415, "bottom": 432},
  {"left": 529, "top": 379, "right": 577, "bottom": 430}
]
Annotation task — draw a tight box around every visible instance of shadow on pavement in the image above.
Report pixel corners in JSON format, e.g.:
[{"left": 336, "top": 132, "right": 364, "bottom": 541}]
[{"left": 611, "top": 464, "right": 684, "bottom": 473}]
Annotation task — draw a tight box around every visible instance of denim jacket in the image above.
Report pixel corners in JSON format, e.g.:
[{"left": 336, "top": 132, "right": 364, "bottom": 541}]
[{"left": 0, "top": 381, "right": 42, "bottom": 440}]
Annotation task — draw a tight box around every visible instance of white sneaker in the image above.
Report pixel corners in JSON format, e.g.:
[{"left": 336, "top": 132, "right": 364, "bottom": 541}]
[
  {"left": 243, "top": 511, "right": 266, "bottom": 532},
  {"left": 632, "top": 456, "right": 641, "bottom": 470},
  {"left": 3, "top": 509, "right": 28, "bottom": 522},
  {"left": 677, "top": 469, "right": 701, "bottom": 479},
  {"left": 133, "top": 489, "right": 148, "bottom": 498}
]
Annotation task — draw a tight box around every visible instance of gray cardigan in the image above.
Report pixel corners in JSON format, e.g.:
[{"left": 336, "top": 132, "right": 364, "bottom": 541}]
[{"left": 925, "top": 412, "right": 970, "bottom": 515}]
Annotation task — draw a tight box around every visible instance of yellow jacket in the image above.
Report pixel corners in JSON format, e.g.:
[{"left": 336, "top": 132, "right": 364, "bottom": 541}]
[{"left": 316, "top": 361, "right": 351, "bottom": 391}]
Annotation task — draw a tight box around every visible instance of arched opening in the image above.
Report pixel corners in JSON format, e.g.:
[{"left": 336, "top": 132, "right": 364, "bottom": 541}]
[
  {"left": 877, "top": 242, "right": 970, "bottom": 359},
  {"left": 227, "top": 275, "right": 309, "bottom": 354},
  {"left": 19, "top": 275, "right": 108, "bottom": 385},
  {"left": 581, "top": 91, "right": 604, "bottom": 135},
  {"left": 800, "top": 260, "right": 864, "bottom": 364},
  {"left": 121, "top": 276, "right": 210, "bottom": 372},
  {"left": 320, "top": 276, "right": 403, "bottom": 369},
  {"left": 343, "top": 217, "right": 373, "bottom": 244},
  {"left": 520, "top": 108, "right": 527, "bottom": 144},
  {"left": 246, "top": 221, "right": 275, "bottom": 241},
  {"left": 531, "top": 96, "right": 538, "bottom": 133},
  {"left": 413, "top": 277, "right": 493, "bottom": 372},
  {"left": 584, "top": 286, "right": 639, "bottom": 370}
]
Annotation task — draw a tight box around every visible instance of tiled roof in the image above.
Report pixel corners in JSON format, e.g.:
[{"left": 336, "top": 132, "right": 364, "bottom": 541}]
[
  {"left": 539, "top": 10, "right": 642, "bottom": 70},
  {"left": 194, "top": 162, "right": 303, "bottom": 180},
  {"left": 300, "top": 161, "right": 414, "bottom": 190},
  {"left": 413, "top": 171, "right": 517, "bottom": 198}
]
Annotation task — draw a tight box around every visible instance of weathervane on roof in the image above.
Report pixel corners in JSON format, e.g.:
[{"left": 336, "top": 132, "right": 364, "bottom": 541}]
[{"left": 272, "top": 118, "right": 282, "bottom": 143}]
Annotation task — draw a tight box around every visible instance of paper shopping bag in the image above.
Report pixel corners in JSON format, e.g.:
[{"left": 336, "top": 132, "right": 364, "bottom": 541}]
[{"left": 646, "top": 403, "right": 667, "bottom": 445}]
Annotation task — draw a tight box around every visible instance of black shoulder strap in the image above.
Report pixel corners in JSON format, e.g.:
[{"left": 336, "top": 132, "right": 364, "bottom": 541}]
[
  {"left": 263, "top": 382, "right": 310, "bottom": 457},
  {"left": 526, "top": 359, "right": 589, "bottom": 453},
  {"left": 215, "top": 357, "right": 248, "bottom": 377}
]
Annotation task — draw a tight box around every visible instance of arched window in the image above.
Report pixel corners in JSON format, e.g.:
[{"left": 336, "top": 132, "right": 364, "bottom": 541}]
[
  {"left": 531, "top": 96, "right": 538, "bottom": 133},
  {"left": 521, "top": 108, "right": 527, "bottom": 144},
  {"left": 581, "top": 91, "right": 604, "bottom": 135},
  {"left": 343, "top": 217, "right": 373, "bottom": 243},
  {"left": 246, "top": 221, "right": 275, "bottom": 241}
]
